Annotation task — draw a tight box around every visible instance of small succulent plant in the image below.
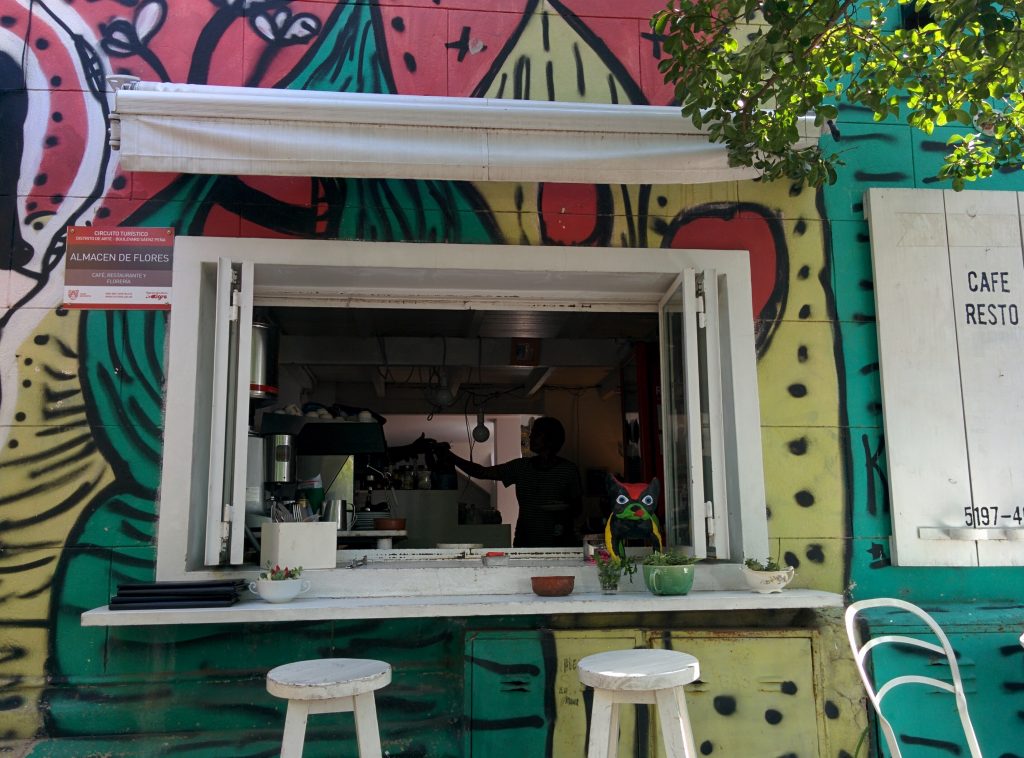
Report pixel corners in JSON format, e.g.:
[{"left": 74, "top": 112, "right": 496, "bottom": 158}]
[
  {"left": 642, "top": 550, "right": 699, "bottom": 566},
  {"left": 744, "top": 557, "right": 785, "bottom": 572}
]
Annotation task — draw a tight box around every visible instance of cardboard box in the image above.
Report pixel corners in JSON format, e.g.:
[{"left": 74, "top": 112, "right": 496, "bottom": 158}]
[{"left": 260, "top": 522, "right": 337, "bottom": 570}]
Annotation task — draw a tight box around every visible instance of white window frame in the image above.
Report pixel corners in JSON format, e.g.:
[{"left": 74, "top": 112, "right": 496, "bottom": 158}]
[{"left": 155, "top": 238, "right": 768, "bottom": 588}]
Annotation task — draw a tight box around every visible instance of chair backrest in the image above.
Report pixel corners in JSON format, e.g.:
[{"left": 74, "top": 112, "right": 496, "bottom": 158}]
[{"left": 844, "top": 598, "right": 982, "bottom": 758}]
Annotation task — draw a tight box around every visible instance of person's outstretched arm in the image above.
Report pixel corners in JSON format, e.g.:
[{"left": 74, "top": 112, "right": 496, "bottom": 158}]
[{"left": 439, "top": 449, "right": 501, "bottom": 481}]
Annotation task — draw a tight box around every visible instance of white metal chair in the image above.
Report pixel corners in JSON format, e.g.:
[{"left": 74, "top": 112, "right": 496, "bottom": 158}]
[{"left": 844, "top": 598, "right": 982, "bottom": 758}]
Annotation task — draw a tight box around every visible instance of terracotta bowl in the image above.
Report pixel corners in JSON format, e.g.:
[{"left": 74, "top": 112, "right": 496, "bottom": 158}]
[
  {"left": 531, "top": 575, "right": 575, "bottom": 597},
  {"left": 373, "top": 517, "right": 406, "bottom": 530}
]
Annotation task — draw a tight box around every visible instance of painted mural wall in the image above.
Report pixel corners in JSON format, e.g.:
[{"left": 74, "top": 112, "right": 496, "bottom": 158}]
[{"left": 0, "top": 0, "right": 1020, "bottom": 755}]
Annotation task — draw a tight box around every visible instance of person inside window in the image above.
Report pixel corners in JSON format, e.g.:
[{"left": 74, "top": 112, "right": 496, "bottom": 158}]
[{"left": 439, "top": 417, "right": 582, "bottom": 548}]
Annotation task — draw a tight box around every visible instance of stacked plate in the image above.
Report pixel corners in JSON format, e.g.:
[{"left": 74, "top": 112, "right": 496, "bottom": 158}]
[
  {"left": 352, "top": 510, "right": 391, "bottom": 530},
  {"left": 109, "top": 580, "right": 245, "bottom": 610}
]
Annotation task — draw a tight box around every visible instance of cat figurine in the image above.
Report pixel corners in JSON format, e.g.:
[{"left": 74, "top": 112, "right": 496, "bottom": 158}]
[{"left": 604, "top": 475, "right": 663, "bottom": 560}]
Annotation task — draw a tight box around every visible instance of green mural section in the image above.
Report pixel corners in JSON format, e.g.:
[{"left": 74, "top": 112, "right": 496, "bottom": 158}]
[
  {"left": 37, "top": 616, "right": 465, "bottom": 757},
  {"left": 823, "top": 110, "right": 1024, "bottom": 758},
  {"left": 855, "top": 605, "right": 1024, "bottom": 758},
  {"left": 823, "top": 115, "right": 1024, "bottom": 605}
]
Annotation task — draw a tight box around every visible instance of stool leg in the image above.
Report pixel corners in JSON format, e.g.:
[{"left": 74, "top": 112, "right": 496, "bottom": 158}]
[
  {"left": 654, "top": 687, "right": 697, "bottom": 758},
  {"left": 352, "top": 691, "right": 383, "bottom": 758},
  {"left": 280, "top": 700, "right": 311, "bottom": 758},
  {"left": 586, "top": 690, "right": 619, "bottom": 758}
]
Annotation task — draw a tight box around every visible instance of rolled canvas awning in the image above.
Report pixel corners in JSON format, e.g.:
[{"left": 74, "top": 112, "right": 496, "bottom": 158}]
[{"left": 108, "top": 81, "right": 821, "bottom": 185}]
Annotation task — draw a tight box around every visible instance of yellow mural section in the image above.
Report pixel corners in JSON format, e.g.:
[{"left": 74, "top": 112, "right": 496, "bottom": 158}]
[
  {"left": 658, "top": 631, "right": 820, "bottom": 756},
  {"left": 474, "top": 5, "right": 642, "bottom": 104},
  {"left": 484, "top": 178, "right": 848, "bottom": 593},
  {"left": 549, "top": 631, "right": 645, "bottom": 756},
  {"left": 743, "top": 180, "right": 847, "bottom": 594},
  {"left": 0, "top": 309, "right": 115, "bottom": 739},
  {"left": 539, "top": 626, "right": 864, "bottom": 757}
]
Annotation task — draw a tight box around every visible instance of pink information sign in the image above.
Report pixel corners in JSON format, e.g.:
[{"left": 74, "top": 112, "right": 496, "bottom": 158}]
[{"left": 63, "top": 226, "right": 174, "bottom": 310}]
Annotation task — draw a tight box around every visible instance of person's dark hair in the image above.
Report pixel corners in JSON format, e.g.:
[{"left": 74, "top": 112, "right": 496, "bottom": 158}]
[{"left": 532, "top": 417, "right": 565, "bottom": 453}]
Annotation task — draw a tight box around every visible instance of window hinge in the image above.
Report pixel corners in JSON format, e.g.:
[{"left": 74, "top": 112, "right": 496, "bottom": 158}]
[
  {"left": 705, "top": 500, "right": 715, "bottom": 536},
  {"left": 696, "top": 294, "right": 706, "bottom": 329},
  {"left": 229, "top": 291, "right": 241, "bottom": 322},
  {"left": 222, "top": 503, "right": 234, "bottom": 526}
]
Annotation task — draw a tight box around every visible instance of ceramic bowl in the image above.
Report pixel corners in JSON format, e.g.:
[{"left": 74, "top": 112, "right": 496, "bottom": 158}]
[
  {"left": 249, "top": 578, "right": 311, "bottom": 603},
  {"left": 741, "top": 566, "right": 794, "bottom": 594},
  {"left": 531, "top": 575, "right": 575, "bottom": 597},
  {"left": 373, "top": 517, "right": 406, "bottom": 530}
]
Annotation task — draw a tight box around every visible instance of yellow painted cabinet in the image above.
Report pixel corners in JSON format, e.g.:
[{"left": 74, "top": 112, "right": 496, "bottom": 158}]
[
  {"left": 656, "top": 632, "right": 820, "bottom": 757},
  {"left": 465, "top": 629, "right": 821, "bottom": 758}
]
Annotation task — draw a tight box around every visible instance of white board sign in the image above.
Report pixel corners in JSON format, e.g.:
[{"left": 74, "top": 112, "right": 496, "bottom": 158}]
[{"left": 867, "top": 188, "right": 1024, "bottom": 566}]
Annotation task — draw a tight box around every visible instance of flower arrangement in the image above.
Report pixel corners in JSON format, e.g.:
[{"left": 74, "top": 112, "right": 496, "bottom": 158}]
[
  {"left": 744, "top": 557, "right": 783, "bottom": 572},
  {"left": 641, "top": 550, "right": 699, "bottom": 566},
  {"left": 594, "top": 548, "right": 636, "bottom": 592},
  {"left": 260, "top": 563, "right": 303, "bottom": 580}
]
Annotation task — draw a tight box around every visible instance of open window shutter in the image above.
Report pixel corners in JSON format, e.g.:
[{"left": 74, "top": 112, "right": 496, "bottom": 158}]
[
  {"left": 204, "top": 258, "right": 252, "bottom": 565},
  {"left": 658, "top": 270, "right": 708, "bottom": 558},
  {"left": 226, "top": 262, "right": 254, "bottom": 564},
  {"left": 697, "top": 270, "right": 730, "bottom": 558}
]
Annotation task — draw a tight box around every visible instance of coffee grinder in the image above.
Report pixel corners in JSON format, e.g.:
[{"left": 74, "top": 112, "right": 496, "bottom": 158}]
[{"left": 245, "top": 317, "right": 282, "bottom": 525}]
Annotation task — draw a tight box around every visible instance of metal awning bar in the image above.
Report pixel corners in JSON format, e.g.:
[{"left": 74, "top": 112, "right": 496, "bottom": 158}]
[{"left": 108, "top": 80, "right": 821, "bottom": 185}]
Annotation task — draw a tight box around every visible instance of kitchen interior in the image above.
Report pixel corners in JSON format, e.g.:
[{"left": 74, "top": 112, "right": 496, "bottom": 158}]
[{"left": 244, "top": 304, "right": 662, "bottom": 564}]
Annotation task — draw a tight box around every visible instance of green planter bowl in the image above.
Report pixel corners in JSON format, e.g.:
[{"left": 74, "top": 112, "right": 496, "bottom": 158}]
[{"left": 641, "top": 563, "right": 695, "bottom": 596}]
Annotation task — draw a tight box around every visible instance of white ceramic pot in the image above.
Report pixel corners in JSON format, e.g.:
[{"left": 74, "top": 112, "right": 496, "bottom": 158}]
[
  {"left": 249, "top": 577, "right": 311, "bottom": 603},
  {"left": 741, "top": 566, "right": 794, "bottom": 594}
]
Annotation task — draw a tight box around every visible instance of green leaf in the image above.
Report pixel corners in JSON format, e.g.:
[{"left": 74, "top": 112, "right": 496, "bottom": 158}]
[{"left": 655, "top": 0, "right": 1024, "bottom": 189}]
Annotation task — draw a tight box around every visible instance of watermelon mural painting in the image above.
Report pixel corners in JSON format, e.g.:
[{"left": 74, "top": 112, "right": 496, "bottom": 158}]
[{"left": 1, "top": 0, "right": 963, "bottom": 755}]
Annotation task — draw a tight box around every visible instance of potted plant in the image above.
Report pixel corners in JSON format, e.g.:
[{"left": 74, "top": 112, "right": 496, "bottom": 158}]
[
  {"left": 742, "top": 557, "right": 794, "bottom": 594},
  {"left": 249, "top": 563, "right": 311, "bottom": 603},
  {"left": 594, "top": 549, "right": 637, "bottom": 594},
  {"left": 641, "top": 551, "right": 699, "bottom": 595}
]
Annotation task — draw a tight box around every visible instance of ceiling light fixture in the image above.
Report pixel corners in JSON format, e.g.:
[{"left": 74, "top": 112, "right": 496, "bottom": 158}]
[
  {"left": 472, "top": 408, "right": 490, "bottom": 443},
  {"left": 425, "top": 367, "right": 456, "bottom": 408}
]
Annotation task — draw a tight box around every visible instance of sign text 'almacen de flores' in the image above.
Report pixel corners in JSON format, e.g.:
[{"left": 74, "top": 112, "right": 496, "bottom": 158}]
[{"left": 63, "top": 226, "right": 174, "bottom": 310}]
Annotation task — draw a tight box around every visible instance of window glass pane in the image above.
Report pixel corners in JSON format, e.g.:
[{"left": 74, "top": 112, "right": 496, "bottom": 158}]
[
  {"left": 697, "top": 271, "right": 728, "bottom": 558},
  {"left": 660, "top": 280, "right": 693, "bottom": 548}
]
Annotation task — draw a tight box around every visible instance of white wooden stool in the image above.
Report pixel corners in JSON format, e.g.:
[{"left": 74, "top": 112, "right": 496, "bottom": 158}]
[
  {"left": 577, "top": 648, "right": 700, "bottom": 758},
  {"left": 266, "top": 657, "right": 392, "bottom": 758}
]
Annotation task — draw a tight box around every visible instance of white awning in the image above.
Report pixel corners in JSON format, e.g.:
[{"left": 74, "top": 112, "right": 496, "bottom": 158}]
[{"left": 108, "top": 81, "right": 821, "bottom": 185}]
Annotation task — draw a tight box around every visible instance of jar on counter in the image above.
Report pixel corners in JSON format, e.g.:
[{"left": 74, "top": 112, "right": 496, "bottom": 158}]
[
  {"left": 399, "top": 466, "right": 415, "bottom": 490},
  {"left": 416, "top": 466, "right": 432, "bottom": 490}
]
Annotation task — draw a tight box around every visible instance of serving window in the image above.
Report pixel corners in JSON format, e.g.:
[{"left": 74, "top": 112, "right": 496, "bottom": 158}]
[{"left": 154, "top": 238, "right": 769, "bottom": 585}]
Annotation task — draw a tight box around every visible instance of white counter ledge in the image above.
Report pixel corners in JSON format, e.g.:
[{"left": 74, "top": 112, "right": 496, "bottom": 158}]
[{"left": 82, "top": 589, "right": 842, "bottom": 627}]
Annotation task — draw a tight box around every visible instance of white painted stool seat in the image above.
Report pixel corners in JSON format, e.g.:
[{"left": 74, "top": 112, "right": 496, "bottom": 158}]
[
  {"left": 578, "top": 649, "right": 700, "bottom": 758},
  {"left": 267, "top": 658, "right": 392, "bottom": 758}
]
